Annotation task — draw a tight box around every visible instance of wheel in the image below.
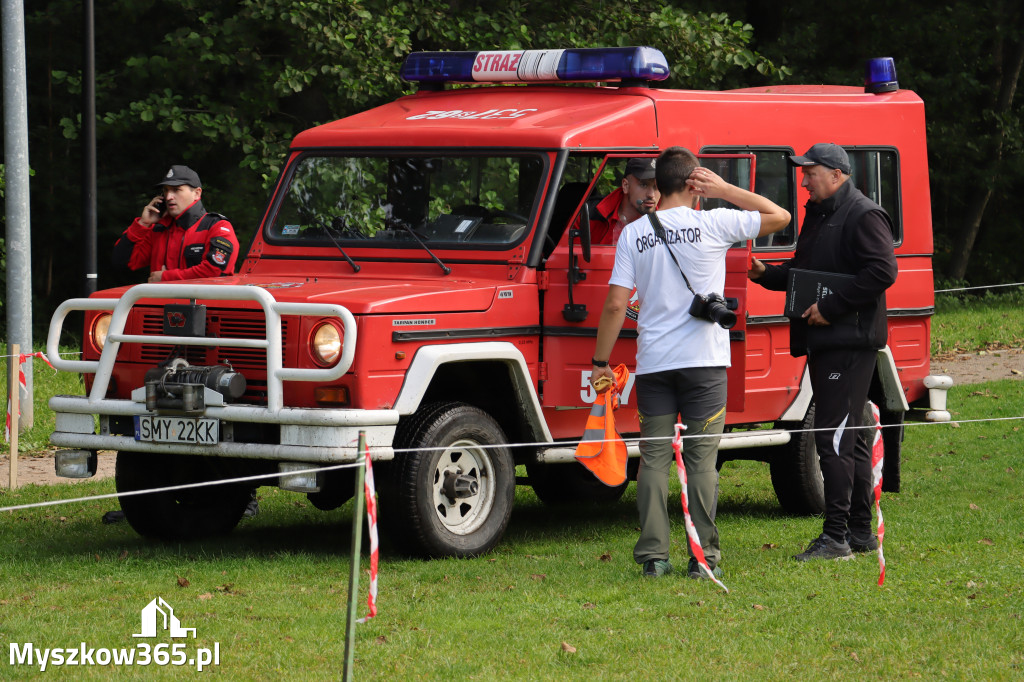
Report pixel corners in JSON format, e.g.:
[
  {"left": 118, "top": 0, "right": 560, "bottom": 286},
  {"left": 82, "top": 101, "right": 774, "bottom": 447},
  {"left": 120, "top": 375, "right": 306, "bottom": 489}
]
[
  {"left": 115, "top": 452, "right": 252, "bottom": 540},
  {"left": 381, "top": 402, "right": 514, "bottom": 558},
  {"left": 526, "top": 460, "right": 629, "bottom": 506},
  {"left": 769, "top": 404, "right": 826, "bottom": 515},
  {"left": 879, "top": 408, "right": 904, "bottom": 493}
]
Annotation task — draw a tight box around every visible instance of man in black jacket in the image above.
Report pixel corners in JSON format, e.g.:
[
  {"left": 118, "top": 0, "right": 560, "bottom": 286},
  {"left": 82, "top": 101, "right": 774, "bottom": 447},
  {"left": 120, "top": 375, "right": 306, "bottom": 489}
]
[{"left": 748, "top": 143, "right": 897, "bottom": 561}]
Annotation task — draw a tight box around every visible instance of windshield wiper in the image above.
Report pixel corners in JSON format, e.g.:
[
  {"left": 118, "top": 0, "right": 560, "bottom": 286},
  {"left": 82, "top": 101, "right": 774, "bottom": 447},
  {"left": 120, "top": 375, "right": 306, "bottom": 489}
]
[
  {"left": 391, "top": 219, "right": 451, "bottom": 275},
  {"left": 315, "top": 218, "right": 361, "bottom": 273}
]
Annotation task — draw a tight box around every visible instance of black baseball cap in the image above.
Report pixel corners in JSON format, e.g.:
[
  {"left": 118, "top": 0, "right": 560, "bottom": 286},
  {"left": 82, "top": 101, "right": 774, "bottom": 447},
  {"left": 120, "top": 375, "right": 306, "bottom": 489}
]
[
  {"left": 624, "top": 157, "right": 657, "bottom": 180},
  {"left": 154, "top": 165, "right": 202, "bottom": 188},
  {"left": 788, "top": 143, "right": 851, "bottom": 175}
]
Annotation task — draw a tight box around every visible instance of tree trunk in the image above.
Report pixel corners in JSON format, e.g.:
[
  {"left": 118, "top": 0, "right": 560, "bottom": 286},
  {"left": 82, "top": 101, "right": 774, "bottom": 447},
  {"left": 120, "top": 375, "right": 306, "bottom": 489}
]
[{"left": 947, "top": 19, "right": 1024, "bottom": 282}]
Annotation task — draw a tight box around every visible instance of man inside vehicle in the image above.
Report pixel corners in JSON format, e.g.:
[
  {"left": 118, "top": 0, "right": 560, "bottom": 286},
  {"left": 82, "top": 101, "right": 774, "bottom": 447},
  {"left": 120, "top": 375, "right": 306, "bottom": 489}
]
[{"left": 591, "top": 157, "right": 660, "bottom": 244}]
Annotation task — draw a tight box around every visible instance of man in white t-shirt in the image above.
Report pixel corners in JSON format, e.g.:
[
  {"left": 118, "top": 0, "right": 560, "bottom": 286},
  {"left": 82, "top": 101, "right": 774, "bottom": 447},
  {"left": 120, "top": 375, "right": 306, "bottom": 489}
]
[{"left": 590, "top": 146, "right": 790, "bottom": 578}]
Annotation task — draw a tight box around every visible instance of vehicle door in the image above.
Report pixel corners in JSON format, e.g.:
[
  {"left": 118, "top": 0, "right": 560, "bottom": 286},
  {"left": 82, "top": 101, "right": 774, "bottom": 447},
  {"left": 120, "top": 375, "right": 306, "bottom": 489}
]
[{"left": 540, "top": 153, "right": 754, "bottom": 440}]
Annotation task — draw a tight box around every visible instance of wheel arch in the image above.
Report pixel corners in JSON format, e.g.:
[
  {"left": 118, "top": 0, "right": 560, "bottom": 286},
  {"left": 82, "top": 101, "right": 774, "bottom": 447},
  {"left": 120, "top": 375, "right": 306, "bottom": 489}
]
[{"left": 392, "top": 342, "right": 552, "bottom": 454}]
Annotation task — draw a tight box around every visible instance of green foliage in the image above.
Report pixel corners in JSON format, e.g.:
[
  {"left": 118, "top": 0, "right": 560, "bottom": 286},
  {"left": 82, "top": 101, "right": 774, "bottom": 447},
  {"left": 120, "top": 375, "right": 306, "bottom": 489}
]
[{"left": 50, "top": 0, "right": 784, "bottom": 190}]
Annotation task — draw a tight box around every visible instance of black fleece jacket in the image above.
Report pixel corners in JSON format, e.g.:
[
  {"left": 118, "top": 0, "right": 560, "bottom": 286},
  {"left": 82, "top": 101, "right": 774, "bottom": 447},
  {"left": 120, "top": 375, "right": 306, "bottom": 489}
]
[{"left": 755, "top": 180, "right": 897, "bottom": 355}]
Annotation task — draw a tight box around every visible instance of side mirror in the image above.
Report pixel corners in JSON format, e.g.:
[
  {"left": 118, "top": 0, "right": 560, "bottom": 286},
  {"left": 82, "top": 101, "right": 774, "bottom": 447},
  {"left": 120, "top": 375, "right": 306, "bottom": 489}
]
[{"left": 578, "top": 202, "right": 592, "bottom": 263}]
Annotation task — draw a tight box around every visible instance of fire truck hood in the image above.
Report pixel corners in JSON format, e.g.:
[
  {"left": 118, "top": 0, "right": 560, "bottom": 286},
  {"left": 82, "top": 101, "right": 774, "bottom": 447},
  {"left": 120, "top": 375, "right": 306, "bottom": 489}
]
[
  {"left": 292, "top": 277, "right": 498, "bottom": 314},
  {"left": 291, "top": 86, "right": 660, "bottom": 149}
]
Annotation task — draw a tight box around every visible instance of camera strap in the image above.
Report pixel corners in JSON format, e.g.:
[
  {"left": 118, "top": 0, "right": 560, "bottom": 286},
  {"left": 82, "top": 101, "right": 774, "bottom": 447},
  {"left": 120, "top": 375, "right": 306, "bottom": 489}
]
[{"left": 648, "top": 212, "right": 697, "bottom": 296}]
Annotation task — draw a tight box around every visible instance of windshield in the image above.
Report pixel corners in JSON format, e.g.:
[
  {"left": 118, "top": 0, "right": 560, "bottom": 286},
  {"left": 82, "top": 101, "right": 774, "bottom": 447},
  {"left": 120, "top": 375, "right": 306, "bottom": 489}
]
[{"left": 267, "top": 153, "right": 545, "bottom": 248}]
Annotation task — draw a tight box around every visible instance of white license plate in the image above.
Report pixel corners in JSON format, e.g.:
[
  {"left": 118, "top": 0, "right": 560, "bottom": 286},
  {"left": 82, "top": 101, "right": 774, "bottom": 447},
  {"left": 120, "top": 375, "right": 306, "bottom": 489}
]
[{"left": 134, "top": 416, "right": 219, "bottom": 445}]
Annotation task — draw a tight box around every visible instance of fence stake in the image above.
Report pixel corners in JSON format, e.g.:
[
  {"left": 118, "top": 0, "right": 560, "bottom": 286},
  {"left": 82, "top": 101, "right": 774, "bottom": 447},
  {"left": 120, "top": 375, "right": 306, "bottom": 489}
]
[
  {"left": 343, "top": 430, "right": 367, "bottom": 681},
  {"left": 7, "top": 343, "right": 20, "bottom": 489}
]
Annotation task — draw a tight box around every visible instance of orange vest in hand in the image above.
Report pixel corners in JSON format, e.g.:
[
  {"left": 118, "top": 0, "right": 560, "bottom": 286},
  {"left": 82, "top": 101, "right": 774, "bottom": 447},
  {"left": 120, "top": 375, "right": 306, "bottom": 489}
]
[{"left": 574, "top": 364, "right": 629, "bottom": 486}]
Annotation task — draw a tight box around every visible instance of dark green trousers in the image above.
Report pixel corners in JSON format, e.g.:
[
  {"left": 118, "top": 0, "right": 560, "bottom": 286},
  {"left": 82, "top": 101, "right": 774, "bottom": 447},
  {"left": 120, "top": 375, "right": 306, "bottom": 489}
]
[{"left": 633, "top": 408, "right": 725, "bottom": 568}]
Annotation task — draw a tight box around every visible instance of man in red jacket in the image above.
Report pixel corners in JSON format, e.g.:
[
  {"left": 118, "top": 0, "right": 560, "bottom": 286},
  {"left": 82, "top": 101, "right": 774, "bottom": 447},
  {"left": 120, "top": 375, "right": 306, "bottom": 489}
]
[
  {"left": 113, "top": 165, "right": 239, "bottom": 282},
  {"left": 590, "top": 157, "right": 660, "bottom": 244}
]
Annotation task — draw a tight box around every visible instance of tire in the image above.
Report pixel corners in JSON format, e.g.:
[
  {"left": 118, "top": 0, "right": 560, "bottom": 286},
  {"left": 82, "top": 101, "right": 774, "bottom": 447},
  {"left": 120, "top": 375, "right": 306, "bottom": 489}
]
[
  {"left": 879, "top": 409, "right": 904, "bottom": 493},
  {"left": 115, "top": 452, "right": 252, "bottom": 540},
  {"left": 381, "top": 402, "right": 515, "bottom": 558},
  {"left": 769, "top": 404, "right": 826, "bottom": 515},
  {"left": 526, "top": 460, "right": 629, "bottom": 506}
]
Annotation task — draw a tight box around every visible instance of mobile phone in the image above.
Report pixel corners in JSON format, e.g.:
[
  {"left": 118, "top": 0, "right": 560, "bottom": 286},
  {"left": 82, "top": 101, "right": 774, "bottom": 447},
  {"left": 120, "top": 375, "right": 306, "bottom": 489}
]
[{"left": 154, "top": 199, "right": 167, "bottom": 214}]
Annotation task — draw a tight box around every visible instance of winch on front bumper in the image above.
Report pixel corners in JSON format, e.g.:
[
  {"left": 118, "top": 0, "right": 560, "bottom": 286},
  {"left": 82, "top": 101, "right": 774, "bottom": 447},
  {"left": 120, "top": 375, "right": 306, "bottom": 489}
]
[{"left": 46, "top": 283, "right": 398, "bottom": 478}]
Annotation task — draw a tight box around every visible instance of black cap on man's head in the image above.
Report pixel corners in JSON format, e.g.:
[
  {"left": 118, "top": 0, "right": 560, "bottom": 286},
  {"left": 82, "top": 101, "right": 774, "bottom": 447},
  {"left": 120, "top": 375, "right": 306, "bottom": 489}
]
[
  {"left": 624, "top": 157, "right": 657, "bottom": 180},
  {"left": 155, "top": 165, "right": 202, "bottom": 188},
  {"left": 788, "top": 143, "right": 851, "bottom": 175}
]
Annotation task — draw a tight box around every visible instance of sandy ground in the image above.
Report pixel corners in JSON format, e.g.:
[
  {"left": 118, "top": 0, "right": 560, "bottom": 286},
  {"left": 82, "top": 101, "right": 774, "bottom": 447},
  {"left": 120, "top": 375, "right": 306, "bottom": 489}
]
[{"left": 1, "top": 348, "right": 1020, "bottom": 489}]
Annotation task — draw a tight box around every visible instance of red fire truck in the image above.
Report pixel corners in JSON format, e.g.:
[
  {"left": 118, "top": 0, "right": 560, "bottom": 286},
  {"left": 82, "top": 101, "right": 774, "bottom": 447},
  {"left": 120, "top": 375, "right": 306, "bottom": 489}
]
[{"left": 47, "top": 47, "right": 951, "bottom": 557}]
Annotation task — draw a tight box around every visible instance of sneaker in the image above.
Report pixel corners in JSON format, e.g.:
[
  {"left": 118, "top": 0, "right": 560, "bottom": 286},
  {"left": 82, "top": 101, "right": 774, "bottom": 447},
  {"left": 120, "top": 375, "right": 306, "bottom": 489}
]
[
  {"left": 793, "top": 534, "right": 853, "bottom": 562},
  {"left": 243, "top": 498, "right": 260, "bottom": 518},
  {"left": 687, "top": 558, "right": 723, "bottom": 580},
  {"left": 642, "top": 559, "right": 674, "bottom": 578},
  {"left": 848, "top": 533, "right": 879, "bottom": 553}
]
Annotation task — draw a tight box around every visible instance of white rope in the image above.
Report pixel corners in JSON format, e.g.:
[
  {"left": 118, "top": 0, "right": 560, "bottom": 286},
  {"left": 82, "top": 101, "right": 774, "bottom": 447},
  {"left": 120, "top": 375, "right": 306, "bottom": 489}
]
[
  {"left": 935, "top": 282, "right": 1024, "bottom": 294},
  {"left": 2, "top": 414, "right": 1020, "bottom": 515}
]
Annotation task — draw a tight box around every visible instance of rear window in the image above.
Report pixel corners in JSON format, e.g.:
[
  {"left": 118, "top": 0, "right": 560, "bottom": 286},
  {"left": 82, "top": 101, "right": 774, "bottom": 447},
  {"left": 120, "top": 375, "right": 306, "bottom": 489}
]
[
  {"left": 700, "top": 146, "right": 797, "bottom": 250},
  {"left": 844, "top": 147, "right": 902, "bottom": 245}
]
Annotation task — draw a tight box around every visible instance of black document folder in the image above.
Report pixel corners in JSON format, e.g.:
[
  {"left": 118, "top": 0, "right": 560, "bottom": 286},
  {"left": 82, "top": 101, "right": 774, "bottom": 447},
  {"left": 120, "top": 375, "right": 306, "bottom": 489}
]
[{"left": 784, "top": 269, "right": 855, "bottom": 319}]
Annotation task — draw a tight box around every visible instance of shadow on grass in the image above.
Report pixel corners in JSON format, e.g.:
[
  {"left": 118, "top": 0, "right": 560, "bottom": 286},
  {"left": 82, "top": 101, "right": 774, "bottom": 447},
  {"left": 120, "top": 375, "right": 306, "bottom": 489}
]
[{"left": 5, "top": 476, "right": 799, "bottom": 565}]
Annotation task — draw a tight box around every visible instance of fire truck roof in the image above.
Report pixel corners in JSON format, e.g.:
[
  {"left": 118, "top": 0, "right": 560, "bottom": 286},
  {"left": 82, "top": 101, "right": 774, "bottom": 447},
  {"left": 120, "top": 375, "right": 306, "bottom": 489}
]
[{"left": 291, "top": 83, "right": 924, "bottom": 151}]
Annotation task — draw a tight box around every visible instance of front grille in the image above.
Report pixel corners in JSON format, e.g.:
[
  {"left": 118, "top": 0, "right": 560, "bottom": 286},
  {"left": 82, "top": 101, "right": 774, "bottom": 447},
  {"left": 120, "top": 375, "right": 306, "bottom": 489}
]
[{"left": 131, "top": 306, "right": 291, "bottom": 405}]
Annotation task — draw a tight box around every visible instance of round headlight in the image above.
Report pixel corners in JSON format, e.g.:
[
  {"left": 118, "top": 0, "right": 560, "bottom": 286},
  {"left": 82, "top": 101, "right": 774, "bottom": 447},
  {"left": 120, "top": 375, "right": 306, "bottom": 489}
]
[
  {"left": 92, "top": 313, "right": 112, "bottom": 351},
  {"left": 311, "top": 322, "right": 341, "bottom": 366}
]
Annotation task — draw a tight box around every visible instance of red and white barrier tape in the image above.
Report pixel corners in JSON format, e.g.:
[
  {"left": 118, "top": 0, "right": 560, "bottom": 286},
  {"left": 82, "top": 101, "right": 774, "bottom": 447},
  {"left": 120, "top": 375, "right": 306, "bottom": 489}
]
[
  {"left": 5, "top": 352, "right": 56, "bottom": 442},
  {"left": 869, "top": 401, "right": 886, "bottom": 586},
  {"left": 672, "top": 424, "right": 728, "bottom": 593},
  {"left": 356, "top": 445, "right": 379, "bottom": 622}
]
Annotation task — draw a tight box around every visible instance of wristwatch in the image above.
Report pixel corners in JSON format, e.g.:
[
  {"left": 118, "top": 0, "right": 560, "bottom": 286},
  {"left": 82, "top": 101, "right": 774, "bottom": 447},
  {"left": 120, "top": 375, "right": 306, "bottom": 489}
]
[{"left": 591, "top": 358, "right": 609, "bottom": 368}]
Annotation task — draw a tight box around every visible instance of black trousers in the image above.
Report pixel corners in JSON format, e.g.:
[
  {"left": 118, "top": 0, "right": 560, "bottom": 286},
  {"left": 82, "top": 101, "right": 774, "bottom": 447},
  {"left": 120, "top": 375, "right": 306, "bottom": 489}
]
[{"left": 807, "top": 347, "right": 876, "bottom": 542}]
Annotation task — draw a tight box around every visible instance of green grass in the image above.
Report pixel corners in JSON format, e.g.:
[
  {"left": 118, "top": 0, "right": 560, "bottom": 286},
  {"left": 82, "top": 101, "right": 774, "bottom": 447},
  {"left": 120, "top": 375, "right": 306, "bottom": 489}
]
[
  {"left": 933, "top": 289, "right": 1024, "bottom": 355},
  {"left": 2, "top": 380, "right": 1022, "bottom": 679},
  {"left": 2, "top": 296, "right": 1022, "bottom": 678},
  {"left": 1, "top": 345, "right": 85, "bottom": 452}
]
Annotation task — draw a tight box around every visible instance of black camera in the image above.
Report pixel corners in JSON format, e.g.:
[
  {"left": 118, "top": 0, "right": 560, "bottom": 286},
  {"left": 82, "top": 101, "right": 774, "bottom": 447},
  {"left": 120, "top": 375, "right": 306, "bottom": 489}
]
[{"left": 688, "top": 293, "right": 737, "bottom": 329}]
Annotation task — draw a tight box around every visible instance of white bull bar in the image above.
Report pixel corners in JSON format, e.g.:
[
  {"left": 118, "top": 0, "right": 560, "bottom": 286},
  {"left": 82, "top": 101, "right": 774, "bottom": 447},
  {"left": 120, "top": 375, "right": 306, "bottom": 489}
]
[{"left": 46, "top": 283, "right": 398, "bottom": 463}]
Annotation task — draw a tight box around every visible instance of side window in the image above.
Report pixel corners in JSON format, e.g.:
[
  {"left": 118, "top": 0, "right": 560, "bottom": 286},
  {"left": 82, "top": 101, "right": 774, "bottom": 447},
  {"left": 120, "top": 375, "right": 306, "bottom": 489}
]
[
  {"left": 844, "top": 148, "right": 902, "bottom": 245},
  {"left": 700, "top": 147, "right": 797, "bottom": 249}
]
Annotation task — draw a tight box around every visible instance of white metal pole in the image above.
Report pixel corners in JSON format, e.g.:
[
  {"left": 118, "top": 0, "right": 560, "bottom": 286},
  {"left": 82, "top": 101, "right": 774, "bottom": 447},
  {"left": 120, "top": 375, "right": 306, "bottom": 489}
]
[{"left": 3, "top": 0, "right": 33, "bottom": 427}]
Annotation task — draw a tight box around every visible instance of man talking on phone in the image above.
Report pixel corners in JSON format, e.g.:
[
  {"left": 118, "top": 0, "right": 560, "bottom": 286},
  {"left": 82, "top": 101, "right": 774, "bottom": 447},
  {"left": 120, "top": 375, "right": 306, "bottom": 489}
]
[
  {"left": 112, "top": 165, "right": 239, "bottom": 282},
  {"left": 108, "top": 164, "right": 255, "bottom": 521}
]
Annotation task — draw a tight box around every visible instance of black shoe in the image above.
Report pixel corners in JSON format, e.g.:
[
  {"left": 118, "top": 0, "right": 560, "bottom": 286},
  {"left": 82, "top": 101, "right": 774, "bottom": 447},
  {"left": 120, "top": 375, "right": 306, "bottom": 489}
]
[
  {"left": 243, "top": 498, "right": 260, "bottom": 518},
  {"left": 793, "top": 534, "right": 853, "bottom": 562},
  {"left": 687, "top": 558, "right": 723, "bottom": 580},
  {"left": 848, "top": 533, "right": 879, "bottom": 553},
  {"left": 102, "top": 510, "right": 125, "bottom": 524},
  {"left": 642, "top": 559, "right": 673, "bottom": 578}
]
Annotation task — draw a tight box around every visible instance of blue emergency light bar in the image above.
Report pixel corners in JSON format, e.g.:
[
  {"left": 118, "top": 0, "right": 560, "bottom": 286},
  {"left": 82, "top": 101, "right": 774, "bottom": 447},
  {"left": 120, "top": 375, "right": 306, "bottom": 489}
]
[
  {"left": 865, "top": 57, "right": 898, "bottom": 93},
  {"left": 400, "top": 46, "right": 671, "bottom": 85}
]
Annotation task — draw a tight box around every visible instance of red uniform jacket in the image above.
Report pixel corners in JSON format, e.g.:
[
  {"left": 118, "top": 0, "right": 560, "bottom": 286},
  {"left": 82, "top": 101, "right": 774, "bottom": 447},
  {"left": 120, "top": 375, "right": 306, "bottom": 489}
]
[
  {"left": 112, "top": 199, "right": 239, "bottom": 281},
  {"left": 590, "top": 189, "right": 627, "bottom": 245}
]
